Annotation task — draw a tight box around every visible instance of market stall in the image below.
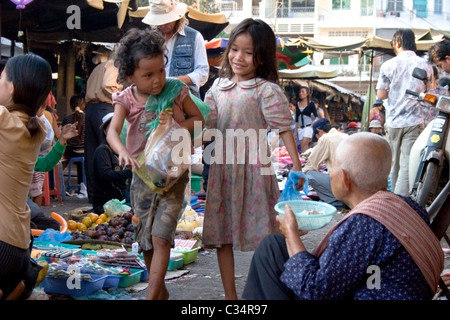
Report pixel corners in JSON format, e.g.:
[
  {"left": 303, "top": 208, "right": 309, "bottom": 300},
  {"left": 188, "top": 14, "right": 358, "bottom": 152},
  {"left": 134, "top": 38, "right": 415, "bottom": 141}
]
[{"left": 29, "top": 197, "right": 205, "bottom": 300}]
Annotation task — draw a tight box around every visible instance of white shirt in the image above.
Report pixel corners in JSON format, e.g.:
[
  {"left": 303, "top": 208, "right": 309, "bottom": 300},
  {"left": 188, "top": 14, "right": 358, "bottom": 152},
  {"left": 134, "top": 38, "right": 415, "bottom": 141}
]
[{"left": 376, "top": 50, "right": 433, "bottom": 128}]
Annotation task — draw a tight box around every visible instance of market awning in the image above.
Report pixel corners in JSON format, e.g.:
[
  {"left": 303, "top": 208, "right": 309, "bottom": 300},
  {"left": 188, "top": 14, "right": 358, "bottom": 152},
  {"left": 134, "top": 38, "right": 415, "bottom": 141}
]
[
  {"left": 313, "top": 79, "right": 362, "bottom": 103},
  {"left": 299, "top": 30, "right": 449, "bottom": 55},
  {"left": 1, "top": 37, "right": 23, "bottom": 57},
  {"left": 279, "top": 65, "right": 339, "bottom": 79},
  {"left": 0, "top": 1, "right": 229, "bottom": 46},
  {"left": 281, "top": 78, "right": 362, "bottom": 105}
]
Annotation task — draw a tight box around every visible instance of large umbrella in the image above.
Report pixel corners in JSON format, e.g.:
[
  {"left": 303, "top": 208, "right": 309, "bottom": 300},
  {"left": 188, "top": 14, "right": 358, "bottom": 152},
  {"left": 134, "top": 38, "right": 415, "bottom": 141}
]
[{"left": 361, "top": 84, "right": 376, "bottom": 132}]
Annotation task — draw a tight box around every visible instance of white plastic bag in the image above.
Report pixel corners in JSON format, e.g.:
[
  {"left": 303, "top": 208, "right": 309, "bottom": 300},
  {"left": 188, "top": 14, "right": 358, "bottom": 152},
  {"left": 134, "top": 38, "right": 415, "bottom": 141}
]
[{"left": 136, "top": 117, "right": 191, "bottom": 193}]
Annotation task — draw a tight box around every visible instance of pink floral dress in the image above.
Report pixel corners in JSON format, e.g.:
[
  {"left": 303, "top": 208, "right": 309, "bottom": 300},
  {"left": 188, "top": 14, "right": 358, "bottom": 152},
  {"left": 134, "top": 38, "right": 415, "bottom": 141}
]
[{"left": 203, "top": 77, "right": 293, "bottom": 251}]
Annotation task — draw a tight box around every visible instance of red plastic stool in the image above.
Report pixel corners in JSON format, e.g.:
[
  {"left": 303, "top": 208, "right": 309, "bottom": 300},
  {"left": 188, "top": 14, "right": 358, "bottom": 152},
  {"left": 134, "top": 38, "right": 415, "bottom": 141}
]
[{"left": 42, "top": 163, "right": 63, "bottom": 206}]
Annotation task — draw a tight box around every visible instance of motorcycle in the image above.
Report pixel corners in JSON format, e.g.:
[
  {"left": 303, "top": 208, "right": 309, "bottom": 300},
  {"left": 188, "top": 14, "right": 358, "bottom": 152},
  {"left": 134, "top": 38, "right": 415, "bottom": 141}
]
[{"left": 407, "top": 67, "right": 450, "bottom": 209}]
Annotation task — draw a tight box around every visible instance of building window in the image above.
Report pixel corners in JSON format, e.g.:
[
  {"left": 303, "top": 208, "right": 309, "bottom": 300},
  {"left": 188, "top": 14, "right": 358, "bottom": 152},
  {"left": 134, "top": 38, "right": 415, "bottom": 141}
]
[
  {"left": 434, "top": 0, "right": 442, "bottom": 14},
  {"left": 276, "top": 0, "right": 315, "bottom": 18},
  {"left": 332, "top": 0, "right": 351, "bottom": 10},
  {"left": 413, "top": 0, "right": 428, "bottom": 18},
  {"left": 361, "top": 0, "right": 374, "bottom": 16},
  {"left": 292, "top": 0, "right": 315, "bottom": 11},
  {"left": 387, "top": 0, "right": 403, "bottom": 11}
]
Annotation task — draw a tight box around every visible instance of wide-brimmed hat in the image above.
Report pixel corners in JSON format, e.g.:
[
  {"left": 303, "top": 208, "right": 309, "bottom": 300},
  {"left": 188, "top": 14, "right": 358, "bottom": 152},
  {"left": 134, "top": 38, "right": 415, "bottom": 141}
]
[
  {"left": 142, "top": 0, "right": 187, "bottom": 26},
  {"left": 369, "top": 120, "right": 383, "bottom": 128},
  {"left": 92, "top": 45, "right": 112, "bottom": 56},
  {"left": 92, "top": 45, "right": 112, "bottom": 64},
  {"left": 100, "top": 112, "right": 114, "bottom": 131}
]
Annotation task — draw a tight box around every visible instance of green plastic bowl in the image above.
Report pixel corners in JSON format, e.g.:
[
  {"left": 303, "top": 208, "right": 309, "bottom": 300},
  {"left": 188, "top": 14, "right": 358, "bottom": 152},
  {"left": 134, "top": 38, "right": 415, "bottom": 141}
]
[{"left": 274, "top": 200, "right": 337, "bottom": 230}]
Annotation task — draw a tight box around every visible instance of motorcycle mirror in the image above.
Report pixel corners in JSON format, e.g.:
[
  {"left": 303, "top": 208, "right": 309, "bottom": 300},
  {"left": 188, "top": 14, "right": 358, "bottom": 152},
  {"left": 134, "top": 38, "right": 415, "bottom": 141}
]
[{"left": 412, "top": 67, "right": 427, "bottom": 81}]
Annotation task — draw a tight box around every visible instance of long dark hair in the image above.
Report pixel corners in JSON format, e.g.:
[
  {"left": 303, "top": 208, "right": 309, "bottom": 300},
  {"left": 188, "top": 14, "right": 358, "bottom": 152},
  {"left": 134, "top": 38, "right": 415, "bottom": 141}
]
[
  {"left": 219, "top": 18, "right": 279, "bottom": 84},
  {"left": 5, "top": 54, "right": 52, "bottom": 137}
]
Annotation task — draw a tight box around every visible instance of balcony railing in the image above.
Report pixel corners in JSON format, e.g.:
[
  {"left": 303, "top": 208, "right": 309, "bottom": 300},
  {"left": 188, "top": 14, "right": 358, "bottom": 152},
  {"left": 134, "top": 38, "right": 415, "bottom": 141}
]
[
  {"left": 265, "top": 7, "right": 315, "bottom": 19},
  {"left": 220, "top": 3, "right": 314, "bottom": 19}
]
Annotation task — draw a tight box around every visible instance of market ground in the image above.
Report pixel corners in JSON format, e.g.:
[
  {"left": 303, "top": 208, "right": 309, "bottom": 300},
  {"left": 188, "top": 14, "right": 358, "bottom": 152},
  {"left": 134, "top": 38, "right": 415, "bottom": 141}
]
[{"left": 39, "top": 195, "right": 450, "bottom": 301}]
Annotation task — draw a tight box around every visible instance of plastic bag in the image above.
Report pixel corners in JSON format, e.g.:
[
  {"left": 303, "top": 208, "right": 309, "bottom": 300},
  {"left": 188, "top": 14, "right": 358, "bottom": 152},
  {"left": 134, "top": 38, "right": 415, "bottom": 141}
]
[
  {"left": 278, "top": 170, "right": 309, "bottom": 202},
  {"left": 35, "top": 229, "right": 72, "bottom": 243},
  {"left": 134, "top": 117, "right": 191, "bottom": 194},
  {"left": 103, "top": 198, "right": 132, "bottom": 218}
]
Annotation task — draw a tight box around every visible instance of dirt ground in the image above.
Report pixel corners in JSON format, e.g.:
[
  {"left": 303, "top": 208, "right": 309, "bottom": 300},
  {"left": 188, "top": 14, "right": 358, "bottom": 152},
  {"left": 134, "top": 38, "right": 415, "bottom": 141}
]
[{"left": 39, "top": 195, "right": 450, "bottom": 301}]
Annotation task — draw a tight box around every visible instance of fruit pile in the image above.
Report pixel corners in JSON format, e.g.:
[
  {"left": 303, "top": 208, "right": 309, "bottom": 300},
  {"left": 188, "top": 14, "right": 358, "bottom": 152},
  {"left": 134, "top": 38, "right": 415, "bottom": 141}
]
[
  {"left": 67, "top": 212, "right": 109, "bottom": 232},
  {"left": 69, "top": 211, "right": 135, "bottom": 245}
]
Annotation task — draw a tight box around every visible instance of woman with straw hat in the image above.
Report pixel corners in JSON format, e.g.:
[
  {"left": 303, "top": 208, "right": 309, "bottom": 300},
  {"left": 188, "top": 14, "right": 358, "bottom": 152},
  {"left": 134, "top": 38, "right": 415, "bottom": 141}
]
[{"left": 142, "top": 0, "right": 209, "bottom": 98}]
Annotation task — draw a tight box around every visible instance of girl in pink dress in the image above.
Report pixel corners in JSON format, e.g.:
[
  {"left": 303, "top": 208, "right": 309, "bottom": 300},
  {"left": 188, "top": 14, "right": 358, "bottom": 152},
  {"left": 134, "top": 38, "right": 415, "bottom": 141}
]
[{"left": 202, "top": 18, "right": 303, "bottom": 299}]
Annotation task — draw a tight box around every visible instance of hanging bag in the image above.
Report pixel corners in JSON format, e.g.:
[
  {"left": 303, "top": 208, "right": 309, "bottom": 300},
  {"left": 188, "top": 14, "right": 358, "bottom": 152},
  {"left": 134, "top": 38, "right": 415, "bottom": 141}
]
[{"left": 135, "top": 116, "right": 191, "bottom": 194}]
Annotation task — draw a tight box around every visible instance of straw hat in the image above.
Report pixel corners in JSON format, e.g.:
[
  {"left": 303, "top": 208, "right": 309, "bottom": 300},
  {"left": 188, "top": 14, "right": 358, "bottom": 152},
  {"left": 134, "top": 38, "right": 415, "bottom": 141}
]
[
  {"left": 92, "top": 46, "right": 112, "bottom": 64},
  {"left": 142, "top": 0, "right": 187, "bottom": 26}
]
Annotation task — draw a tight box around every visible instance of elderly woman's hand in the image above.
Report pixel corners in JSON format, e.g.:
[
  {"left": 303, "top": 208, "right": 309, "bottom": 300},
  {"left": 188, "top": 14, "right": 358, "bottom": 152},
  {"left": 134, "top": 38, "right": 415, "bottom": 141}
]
[{"left": 277, "top": 204, "right": 308, "bottom": 257}]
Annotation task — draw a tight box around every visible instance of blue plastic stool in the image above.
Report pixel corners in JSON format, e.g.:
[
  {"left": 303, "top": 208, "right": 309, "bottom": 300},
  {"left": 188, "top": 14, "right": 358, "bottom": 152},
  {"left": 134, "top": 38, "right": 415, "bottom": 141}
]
[{"left": 66, "top": 156, "right": 86, "bottom": 192}]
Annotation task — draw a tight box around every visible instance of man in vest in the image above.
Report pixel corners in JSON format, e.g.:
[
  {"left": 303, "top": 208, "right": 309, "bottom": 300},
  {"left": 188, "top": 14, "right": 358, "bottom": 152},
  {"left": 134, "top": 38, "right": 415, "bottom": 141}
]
[
  {"left": 243, "top": 132, "right": 444, "bottom": 300},
  {"left": 143, "top": 0, "right": 209, "bottom": 99}
]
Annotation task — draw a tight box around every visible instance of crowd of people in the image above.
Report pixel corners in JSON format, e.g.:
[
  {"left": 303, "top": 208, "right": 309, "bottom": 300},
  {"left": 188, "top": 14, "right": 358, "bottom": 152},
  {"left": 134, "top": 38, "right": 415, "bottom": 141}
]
[{"left": 0, "top": 0, "right": 449, "bottom": 300}]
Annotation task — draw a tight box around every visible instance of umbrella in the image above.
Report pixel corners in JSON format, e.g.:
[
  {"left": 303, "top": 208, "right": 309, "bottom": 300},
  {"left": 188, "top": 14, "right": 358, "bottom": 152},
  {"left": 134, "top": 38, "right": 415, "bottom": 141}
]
[
  {"left": 361, "top": 84, "right": 376, "bottom": 132},
  {"left": 205, "top": 38, "right": 228, "bottom": 67},
  {"left": 205, "top": 38, "right": 228, "bottom": 50}
]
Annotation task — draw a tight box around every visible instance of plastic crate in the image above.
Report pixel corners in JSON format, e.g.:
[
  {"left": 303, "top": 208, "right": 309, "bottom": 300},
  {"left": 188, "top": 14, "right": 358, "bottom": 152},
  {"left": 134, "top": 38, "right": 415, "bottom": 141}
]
[
  {"left": 40, "top": 274, "right": 107, "bottom": 296},
  {"left": 167, "top": 258, "right": 184, "bottom": 271},
  {"left": 140, "top": 268, "right": 148, "bottom": 282},
  {"left": 118, "top": 268, "right": 144, "bottom": 288},
  {"left": 191, "top": 174, "right": 202, "bottom": 192},
  {"left": 103, "top": 275, "right": 121, "bottom": 289},
  {"left": 172, "top": 247, "right": 200, "bottom": 265}
]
